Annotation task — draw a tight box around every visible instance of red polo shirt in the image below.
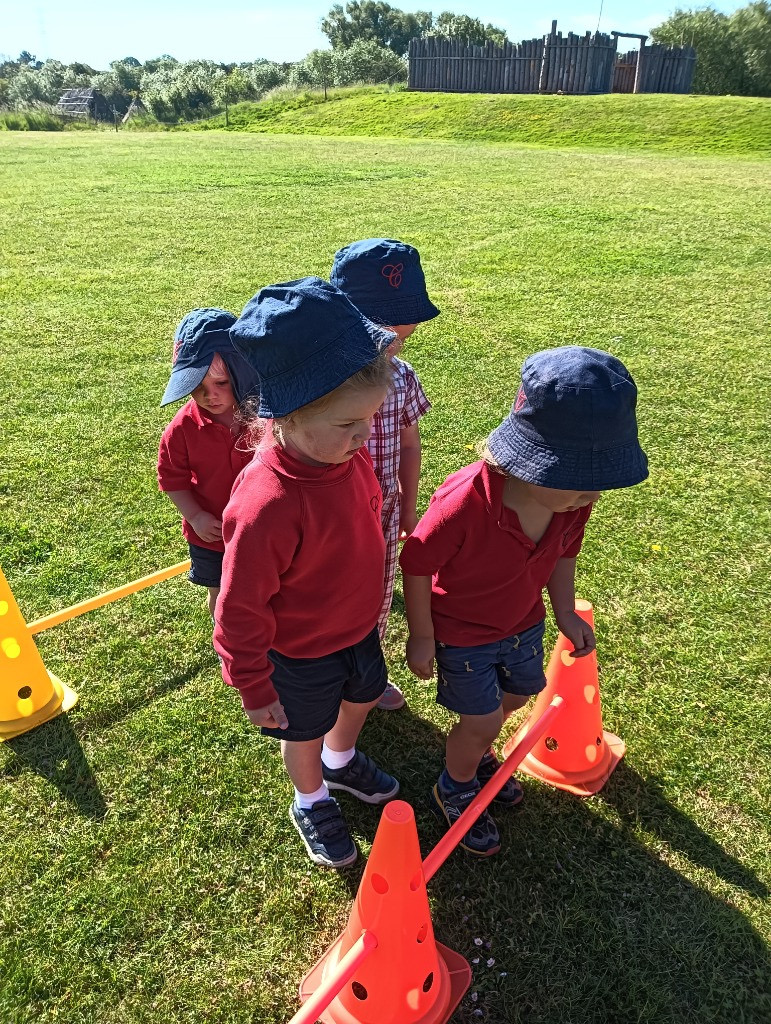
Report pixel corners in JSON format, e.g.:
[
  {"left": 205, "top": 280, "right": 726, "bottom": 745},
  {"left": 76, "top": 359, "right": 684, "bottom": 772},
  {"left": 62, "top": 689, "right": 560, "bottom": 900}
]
[
  {"left": 399, "top": 461, "right": 592, "bottom": 646},
  {"left": 157, "top": 400, "right": 254, "bottom": 551},
  {"left": 213, "top": 442, "right": 386, "bottom": 710}
]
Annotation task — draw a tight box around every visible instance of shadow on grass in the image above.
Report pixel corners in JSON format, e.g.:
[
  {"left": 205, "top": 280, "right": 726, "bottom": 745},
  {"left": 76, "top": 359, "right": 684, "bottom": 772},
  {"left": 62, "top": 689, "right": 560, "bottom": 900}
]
[
  {"left": 426, "top": 765, "right": 771, "bottom": 1024},
  {"left": 601, "top": 761, "right": 768, "bottom": 899},
  {"left": 0, "top": 661, "right": 208, "bottom": 820},
  {"left": 73, "top": 660, "right": 209, "bottom": 733},
  {"left": 1, "top": 713, "right": 107, "bottom": 819}
]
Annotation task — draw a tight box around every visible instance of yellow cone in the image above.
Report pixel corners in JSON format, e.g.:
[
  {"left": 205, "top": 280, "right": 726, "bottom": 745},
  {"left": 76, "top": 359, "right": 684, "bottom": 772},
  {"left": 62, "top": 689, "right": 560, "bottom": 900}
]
[{"left": 0, "top": 565, "right": 77, "bottom": 741}]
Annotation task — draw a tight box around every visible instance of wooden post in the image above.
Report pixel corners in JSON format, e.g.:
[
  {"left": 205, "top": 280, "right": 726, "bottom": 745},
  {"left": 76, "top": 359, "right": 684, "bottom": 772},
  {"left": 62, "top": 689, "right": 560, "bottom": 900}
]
[
  {"left": 633, "top": 35, "right": 647, "bottom": 92},
  {"left": 539, "top": 20, "right": 556, "bottom": 92}
]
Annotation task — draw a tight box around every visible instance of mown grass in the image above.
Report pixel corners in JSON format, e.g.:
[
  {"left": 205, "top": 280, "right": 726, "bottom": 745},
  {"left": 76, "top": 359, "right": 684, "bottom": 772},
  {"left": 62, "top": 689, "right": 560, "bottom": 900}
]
[
  {"left": 0, "top": 130, "right": 769, "bottom": 1024},
  {"left": 193, "top": 86, "right": 771, "bottom": 154}
]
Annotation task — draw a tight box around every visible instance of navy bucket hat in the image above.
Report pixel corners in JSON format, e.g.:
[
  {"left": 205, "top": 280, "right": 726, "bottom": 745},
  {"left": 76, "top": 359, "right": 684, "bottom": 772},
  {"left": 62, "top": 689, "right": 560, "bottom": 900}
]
[
  {"left": 487, "top": 347, "right": 648, "bottom": 491},
  {"left": 160, "top": 308, "right": 259, "bottom": 406},
  {"left": 229, "top": 277, "right": 388, "bottom": 418},
  {"left": 330, "top": 238, "right": 440, "bottom": 326}
]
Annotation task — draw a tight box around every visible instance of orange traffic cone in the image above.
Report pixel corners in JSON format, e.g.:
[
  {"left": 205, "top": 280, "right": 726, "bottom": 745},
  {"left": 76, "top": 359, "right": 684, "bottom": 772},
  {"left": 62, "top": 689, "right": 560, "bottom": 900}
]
[
  {"left": 503, "top": 600, "right": 625, "bottom": 796},
  {"left": 299, "top": 800, "right": 471, "bottom": 1024},
  {"left": 0, "top": 565, "right": 77, "bottom": 741}
]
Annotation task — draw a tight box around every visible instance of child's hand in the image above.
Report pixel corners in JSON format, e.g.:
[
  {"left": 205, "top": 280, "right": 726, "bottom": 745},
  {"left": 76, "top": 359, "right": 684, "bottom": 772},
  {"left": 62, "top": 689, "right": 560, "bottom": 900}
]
[
  {"left": 191, "top": 510, "right": 223, "bottom": 543},
  {"left": 406, "top": 635, "right": 435, "bottom": 679},
  {"left": 244, "top": 700, "right": 289, "bottom": 730},
  {"left": 555, "top": 611, "right": 596, "bottom": 659},
  {"left": 399, "top": 508, "right": 419, "bottom": 540}
]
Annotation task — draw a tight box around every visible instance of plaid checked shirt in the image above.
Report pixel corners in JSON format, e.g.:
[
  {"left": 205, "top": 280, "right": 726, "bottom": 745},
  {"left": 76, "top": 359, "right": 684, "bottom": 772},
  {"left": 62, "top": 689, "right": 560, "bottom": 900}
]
[{"left": 368, "top": 356, "right": 431, "bottom": 637}]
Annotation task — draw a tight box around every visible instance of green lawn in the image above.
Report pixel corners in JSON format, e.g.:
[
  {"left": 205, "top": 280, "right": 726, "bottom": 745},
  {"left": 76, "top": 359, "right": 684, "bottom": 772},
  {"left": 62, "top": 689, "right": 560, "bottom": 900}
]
[
  {"left": 1, "top": 129, "right": 769, "bottom": 1024},
  {"left": 193, "top": 87, "right": 771, "bottom": 155}
]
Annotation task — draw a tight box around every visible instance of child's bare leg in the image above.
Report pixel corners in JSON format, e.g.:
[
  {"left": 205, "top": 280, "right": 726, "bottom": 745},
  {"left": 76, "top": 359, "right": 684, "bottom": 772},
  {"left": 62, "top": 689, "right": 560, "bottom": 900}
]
[
  {"left": 207, "top": 586, "right": 220, "bottom": 618},
  {"left": 324, "top": 696, "right": 381, "bottom": 752},
  {"left": 501, "top": 692, "right": 530, "bottom": 721},
  {"left": 446, "top": 708, "right": 504, "bottom": 783},
  {"left": 281, "top": 737, "right": 325, "bottom": 792}
]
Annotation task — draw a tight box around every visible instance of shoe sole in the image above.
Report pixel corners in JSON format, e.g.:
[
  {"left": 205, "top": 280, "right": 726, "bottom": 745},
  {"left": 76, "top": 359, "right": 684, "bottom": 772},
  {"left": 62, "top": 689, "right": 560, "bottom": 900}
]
[
  {"left": 289, "top": 808, "right": 358, "bottom": 869},
  {"left": 326, "top": 778, "right": 400, "bottom": 805},
  {"left": 431, "top": 785, "right": 501, "bottom": 857},
  {"left": 376, "top": 696, "right": 406, "bottom": 710}
]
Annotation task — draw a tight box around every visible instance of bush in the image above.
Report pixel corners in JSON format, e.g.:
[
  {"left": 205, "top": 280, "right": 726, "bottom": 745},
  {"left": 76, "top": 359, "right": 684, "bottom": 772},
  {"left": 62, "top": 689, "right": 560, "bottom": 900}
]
[{"left": 0, "top": 109, "right": 67, "bottom": 130}]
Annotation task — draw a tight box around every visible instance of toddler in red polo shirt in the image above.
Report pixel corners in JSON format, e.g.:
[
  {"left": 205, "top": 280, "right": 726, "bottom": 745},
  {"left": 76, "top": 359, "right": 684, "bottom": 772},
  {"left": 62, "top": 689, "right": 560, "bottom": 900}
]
[
  {"left": 399, "top": 347, "right": 648, "bottom": 857},
  {"left": 157, "top": 308, "right": 257, "bottom": 616}
]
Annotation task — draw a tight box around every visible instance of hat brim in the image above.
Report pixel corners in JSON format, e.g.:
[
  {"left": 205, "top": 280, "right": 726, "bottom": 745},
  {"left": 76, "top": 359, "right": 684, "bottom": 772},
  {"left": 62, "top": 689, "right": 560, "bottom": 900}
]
[
  {"left": 160, "top": 364, "right": 209, "bottom": 407},
  {"left": 360, "top": 295, "right": 440, "bottom": 327},
  {"left": 487, "top": 423, "right": 649, "bottom": 491}
]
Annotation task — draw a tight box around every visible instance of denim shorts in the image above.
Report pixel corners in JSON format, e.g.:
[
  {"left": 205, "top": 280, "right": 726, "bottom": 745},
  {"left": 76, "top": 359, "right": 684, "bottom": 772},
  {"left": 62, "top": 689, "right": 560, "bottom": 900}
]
[
  {"left": 261, "top": 627, "right": 388, "bottom": 742},
  {"left": 435, "top": 620, "right": 546, "bottom": 716},
  {"left": 188, "top": 543, "right": 224, "bottom": 588}
]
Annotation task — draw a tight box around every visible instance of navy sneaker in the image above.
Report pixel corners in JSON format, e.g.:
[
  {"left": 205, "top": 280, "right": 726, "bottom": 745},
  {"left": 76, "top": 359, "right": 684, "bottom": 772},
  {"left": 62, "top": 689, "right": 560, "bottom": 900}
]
[
  {"left": 322, "top": 750, "right": 399, "bottom": 804},
  {"left": 431, "top": 780, "right": 501, "bottom": 857},
  {"left": 477, "top": 749, "right": 524, "bottom": 807},
  {"left": 289, "top": 799, "right": 357, "bottom": 868}
]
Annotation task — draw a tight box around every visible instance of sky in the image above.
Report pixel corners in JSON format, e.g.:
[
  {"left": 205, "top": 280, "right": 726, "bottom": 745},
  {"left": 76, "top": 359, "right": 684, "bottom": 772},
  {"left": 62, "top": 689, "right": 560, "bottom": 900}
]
[{"left": 1, "top": 1, "right": 747, "bottom": 69}]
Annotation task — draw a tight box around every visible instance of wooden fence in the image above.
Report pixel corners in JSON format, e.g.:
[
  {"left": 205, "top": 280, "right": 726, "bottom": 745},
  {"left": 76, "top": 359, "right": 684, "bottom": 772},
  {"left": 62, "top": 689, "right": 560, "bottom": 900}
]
[
  {"left": 408, "top": 24, "right": 696, "bottom": 96},
  {"left": 613, "top": 45, "right": 696, "bottom": 94}
]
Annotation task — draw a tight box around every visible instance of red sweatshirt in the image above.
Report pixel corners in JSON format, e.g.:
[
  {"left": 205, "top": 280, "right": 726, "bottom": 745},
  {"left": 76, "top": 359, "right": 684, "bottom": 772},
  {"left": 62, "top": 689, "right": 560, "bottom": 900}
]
[
  {"left": 213, "top": 441, "right": 385, "bottom": 709},
  {"left": 399, "top": 461, "right": 591, "bottom": 646}
]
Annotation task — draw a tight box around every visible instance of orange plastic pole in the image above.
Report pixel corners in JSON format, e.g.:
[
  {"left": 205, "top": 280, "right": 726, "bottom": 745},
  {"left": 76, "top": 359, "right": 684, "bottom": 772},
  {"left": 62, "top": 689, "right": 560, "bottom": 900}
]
[
  {"left": 422, "top": 695, "right": 564, "bottom": 883},
  {"left": 27, "top": 561, "right": 192, "bottom": 635},
  {"left": 289, "top": 932, "right": 378, "bottom": 1024}
]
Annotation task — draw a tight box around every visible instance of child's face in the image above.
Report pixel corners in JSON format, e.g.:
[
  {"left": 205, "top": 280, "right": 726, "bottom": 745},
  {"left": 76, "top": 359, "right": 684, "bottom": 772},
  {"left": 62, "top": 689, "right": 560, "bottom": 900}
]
[
  {"left": 384, "top": 324, "right": 418, "bottom": 360},
  {"left": 191, "top": 354, "right": 235, "bottom": 416},
  {"left": 284, "top": 384, "right": 389, "bottom": 467},
  {"left": 525, "top": 483, "right": 602, "bottom": 513},
  {"left": 390, "top": 324, "right": 418, "bottom": 341}
]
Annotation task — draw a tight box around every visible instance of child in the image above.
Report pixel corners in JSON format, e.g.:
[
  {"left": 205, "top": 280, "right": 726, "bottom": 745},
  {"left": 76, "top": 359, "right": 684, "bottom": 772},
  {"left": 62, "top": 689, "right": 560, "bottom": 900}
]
[
  {"left": 213, "top": 277, "right": 400, "bottom": 869},
  {"left": 331, "top": 238, "right": 439, "bottom": 710},
  {"left": 157, "top": 308, "right": 257, "bottom": 617},
  {"left": 399, "top": 347, "right": 648, "bottom": 856}
]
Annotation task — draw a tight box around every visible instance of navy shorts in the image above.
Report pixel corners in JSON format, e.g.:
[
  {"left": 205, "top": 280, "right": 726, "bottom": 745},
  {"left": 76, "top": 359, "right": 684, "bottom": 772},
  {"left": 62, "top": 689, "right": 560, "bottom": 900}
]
[
  {"left": 188, "top": 543, "right": 224, "bottom": 588},
  {"left": 261, "top": 627, "right": 388, "bottom": 742},
  {"left": 435, "top": 620, "right": 547, "bottom": 717}
]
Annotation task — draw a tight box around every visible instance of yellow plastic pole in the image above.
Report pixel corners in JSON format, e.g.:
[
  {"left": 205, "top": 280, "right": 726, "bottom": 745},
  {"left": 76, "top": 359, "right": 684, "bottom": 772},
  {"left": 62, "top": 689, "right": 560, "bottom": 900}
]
[{"left": 27, "top": 561, "right": 191, "bottom": 635}]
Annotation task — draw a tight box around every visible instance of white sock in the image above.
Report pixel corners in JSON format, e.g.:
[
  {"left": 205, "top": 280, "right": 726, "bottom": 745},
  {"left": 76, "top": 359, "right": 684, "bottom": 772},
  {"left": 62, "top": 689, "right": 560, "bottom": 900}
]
[
  {"left": 294, "top": 783, "right": 329, "bottom": 809},
  {"left": 321, "top": 743, "right": 356, "bottom": 770}
]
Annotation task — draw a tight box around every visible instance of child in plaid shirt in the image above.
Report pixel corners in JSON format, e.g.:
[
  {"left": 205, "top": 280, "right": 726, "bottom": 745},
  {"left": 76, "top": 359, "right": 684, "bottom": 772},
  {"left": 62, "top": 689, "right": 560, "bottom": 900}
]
[{"left": 331, "top": 238, "right": 439, "bottom": 709}]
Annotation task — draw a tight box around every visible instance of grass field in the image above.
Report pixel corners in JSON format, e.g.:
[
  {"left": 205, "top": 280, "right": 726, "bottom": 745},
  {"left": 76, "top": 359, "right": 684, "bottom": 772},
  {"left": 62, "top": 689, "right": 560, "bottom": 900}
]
[
  {"left": 192, "top": 88, "right": 771, "bottom": 155},
  {"left": 1, "top": 121, "right": 770, "bottom": 1024}
]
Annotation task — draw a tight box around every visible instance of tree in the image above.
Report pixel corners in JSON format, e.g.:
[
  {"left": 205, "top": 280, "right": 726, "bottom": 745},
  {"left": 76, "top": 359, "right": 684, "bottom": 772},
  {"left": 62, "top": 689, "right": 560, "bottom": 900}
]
[
  {"left": 428, "top": 12, "right": 508, "bottom": 47},
  {"left": 731, "top": 1, "right": 771, "bottom": 94},
  {"left": 322, "top": 2, "right": 432, "bottom": 56},
  {"left": 650, "top": 4, "right": 771, "bottom": 95}
]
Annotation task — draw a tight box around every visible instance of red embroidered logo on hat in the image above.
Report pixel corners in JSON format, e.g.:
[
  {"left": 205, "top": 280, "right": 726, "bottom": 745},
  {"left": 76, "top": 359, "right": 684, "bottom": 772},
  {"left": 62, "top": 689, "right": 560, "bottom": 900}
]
[
  {"left": 381, "top": 262, "right": 403, "bottom": 289},
  {"left": 514, "top": 386, "right": 527, "bottom": 412},
  {"left": 172, "top": 339, "right": 183, "bottom": 363}
]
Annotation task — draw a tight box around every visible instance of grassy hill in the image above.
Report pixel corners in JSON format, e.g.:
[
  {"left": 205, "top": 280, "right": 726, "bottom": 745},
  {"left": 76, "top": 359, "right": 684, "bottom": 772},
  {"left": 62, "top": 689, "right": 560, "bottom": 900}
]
[{"left": 190, "top": 86, "right": 771, "bottom": 154}]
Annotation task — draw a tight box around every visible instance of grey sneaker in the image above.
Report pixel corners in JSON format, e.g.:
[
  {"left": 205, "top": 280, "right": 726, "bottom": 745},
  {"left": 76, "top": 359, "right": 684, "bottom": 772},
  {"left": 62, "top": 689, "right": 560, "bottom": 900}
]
[
  {"left": 431, "top": 780, "right": 501, "bottom": 857},
  {"left": 477, "top": 749, "right": 524, "bottom": 807},
  {"left": 289, "top": 799, "right": 357, "bottom": 868},
  {"left": 322, "top": 750, "right": 399, "bottom": 804}
]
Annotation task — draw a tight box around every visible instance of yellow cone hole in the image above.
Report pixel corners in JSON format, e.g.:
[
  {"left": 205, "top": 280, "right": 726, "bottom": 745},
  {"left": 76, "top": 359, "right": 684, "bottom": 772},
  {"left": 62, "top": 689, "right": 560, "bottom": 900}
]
[
  {"left": 584, "top": 685, "right": 597, "bottom": 704},
  {"left": 585, "top": 743, "right": 599, "bottom": 763},
  {"left": 560, "top": 650, "right": 575, "bottom": 667},
  {"left": 0, "top": 601, "right": 9, "bottom": 616}
]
